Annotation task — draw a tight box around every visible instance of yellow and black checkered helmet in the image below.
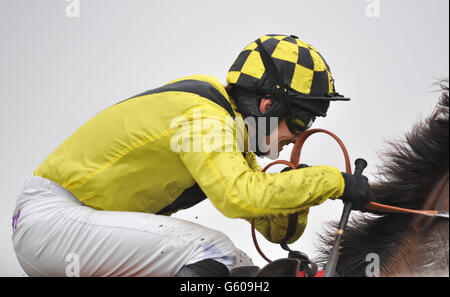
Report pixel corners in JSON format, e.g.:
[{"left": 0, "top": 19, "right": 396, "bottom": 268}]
[
  {"left": 227, "top": 34, "right": 348, "bottom": 100},
  {"left": 227, "top": 34, "right": 349, "bottom": 120}
]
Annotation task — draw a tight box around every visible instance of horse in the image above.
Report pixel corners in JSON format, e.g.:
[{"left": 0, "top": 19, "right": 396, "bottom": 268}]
[{"left": 316, "top": 81, "right": 449, "bottom": 277}]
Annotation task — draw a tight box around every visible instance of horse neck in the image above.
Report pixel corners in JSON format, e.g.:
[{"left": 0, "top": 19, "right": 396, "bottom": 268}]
[
  {"left": 423, "top": 172, "right": 449, "bottom": 212},
  {"left": 383, "top": 172, "right": 449, "bottom": 276}
]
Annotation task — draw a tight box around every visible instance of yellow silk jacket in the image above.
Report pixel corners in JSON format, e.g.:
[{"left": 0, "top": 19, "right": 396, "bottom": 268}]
[{"left": 34, "top": 75, "right": 345, "bottom": 243}]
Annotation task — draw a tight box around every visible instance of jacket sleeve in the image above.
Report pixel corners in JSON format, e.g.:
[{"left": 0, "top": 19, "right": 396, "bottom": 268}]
[
  {"left": 250, "top": 210, "right": 309, "bottom": 243},
  {"left": 244, "top": 152, "right": 311, "bottom": 243},
  {"left": 245, "top": 152, "right": 262, "bottom": 171},
  {"left": 242, "top": 152, "right": 310, "bottom": 243},
  {"left": 177, "top": 106, "right": 345, "bottom": 220}
]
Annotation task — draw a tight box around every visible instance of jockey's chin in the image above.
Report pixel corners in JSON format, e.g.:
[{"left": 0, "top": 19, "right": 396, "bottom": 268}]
[
  {"left": 261, "top": 118, "right": 301, "bottom": 160},
  {"left": 260, "top": 139, "right": 291, "bottom": 160}
]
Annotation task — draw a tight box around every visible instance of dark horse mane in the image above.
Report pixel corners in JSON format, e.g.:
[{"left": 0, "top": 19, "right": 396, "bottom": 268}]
[{"left": 316, "top": 81, "right": 449, "bottom": 276}]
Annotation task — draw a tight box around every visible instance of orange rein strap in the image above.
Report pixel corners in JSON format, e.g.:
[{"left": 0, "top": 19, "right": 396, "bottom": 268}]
[
  {"left": 251, "top": 129, "right": 352, "bottom": 263},
  {"left": 251, "top": 128, "right": 449, "bottom": 263}
]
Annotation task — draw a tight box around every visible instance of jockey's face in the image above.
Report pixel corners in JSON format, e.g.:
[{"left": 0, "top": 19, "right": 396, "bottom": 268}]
[{"left": 260, "top": 98, "right": 302, "bottom": 159}]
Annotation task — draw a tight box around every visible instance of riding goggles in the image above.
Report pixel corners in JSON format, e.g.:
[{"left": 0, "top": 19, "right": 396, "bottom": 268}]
[{"left": 285, "top": 109, "right": 316, "bottom": 134}]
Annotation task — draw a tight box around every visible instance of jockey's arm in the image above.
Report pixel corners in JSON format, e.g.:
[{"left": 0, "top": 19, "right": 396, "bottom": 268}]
[
  {"left": 244, "top": 153, "right": 309, "bottom": 243},
  {"left": 177, "top": 111, "right": 345, "bottom": 242}
]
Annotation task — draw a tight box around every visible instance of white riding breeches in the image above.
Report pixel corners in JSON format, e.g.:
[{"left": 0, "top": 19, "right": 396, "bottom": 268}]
[{"left": 12, "top": 176, "right": 250, "bottom": 277}]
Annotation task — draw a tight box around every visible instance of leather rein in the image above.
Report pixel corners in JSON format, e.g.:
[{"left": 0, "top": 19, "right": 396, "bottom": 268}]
[{"left": 250, "top": 128, "right": 449, "bottom": 274}]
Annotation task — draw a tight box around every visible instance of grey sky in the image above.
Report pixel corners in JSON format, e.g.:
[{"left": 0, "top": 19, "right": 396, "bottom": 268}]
[{"left": 0, "top": 0, "right": 448, "bottom": 276}]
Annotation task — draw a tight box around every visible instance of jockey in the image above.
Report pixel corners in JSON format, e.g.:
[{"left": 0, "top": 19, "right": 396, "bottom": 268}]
[{"left": 11, "top": 34, "right": 374, "bottom": 277}]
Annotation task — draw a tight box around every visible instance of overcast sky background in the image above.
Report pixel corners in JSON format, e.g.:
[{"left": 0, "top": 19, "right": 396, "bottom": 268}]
[{"left": 0, "top": 0, "right": 448, "bottom": 276}]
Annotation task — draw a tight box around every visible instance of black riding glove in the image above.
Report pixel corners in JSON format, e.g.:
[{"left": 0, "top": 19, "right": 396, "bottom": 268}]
[
  {"left": 281, "top": 164, "right": 310, "bottom": 173},
  {"left": 340, "top": 172, "right": 375, "bottom": 211}
]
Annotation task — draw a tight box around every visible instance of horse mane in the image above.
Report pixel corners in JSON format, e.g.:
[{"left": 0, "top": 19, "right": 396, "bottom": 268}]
[{"left": 315, "top": 80, "right": 449, "bottom": 276}]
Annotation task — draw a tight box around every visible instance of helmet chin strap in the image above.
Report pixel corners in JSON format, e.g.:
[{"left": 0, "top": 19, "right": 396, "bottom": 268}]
[
  {"left": 245, "top": 117, "right": 278, "bottom": 157},
  {"left": 231, "top": 88, "right": 286, "bottom": 129}
]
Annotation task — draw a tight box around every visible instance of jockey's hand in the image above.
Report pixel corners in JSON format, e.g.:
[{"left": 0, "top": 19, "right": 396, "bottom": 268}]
[
  {"left": 339, "top": 173, "right": 376, "bottom": 211},
  {"left": 280, "top": 164, "right": 309, "bottom": 173}
]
